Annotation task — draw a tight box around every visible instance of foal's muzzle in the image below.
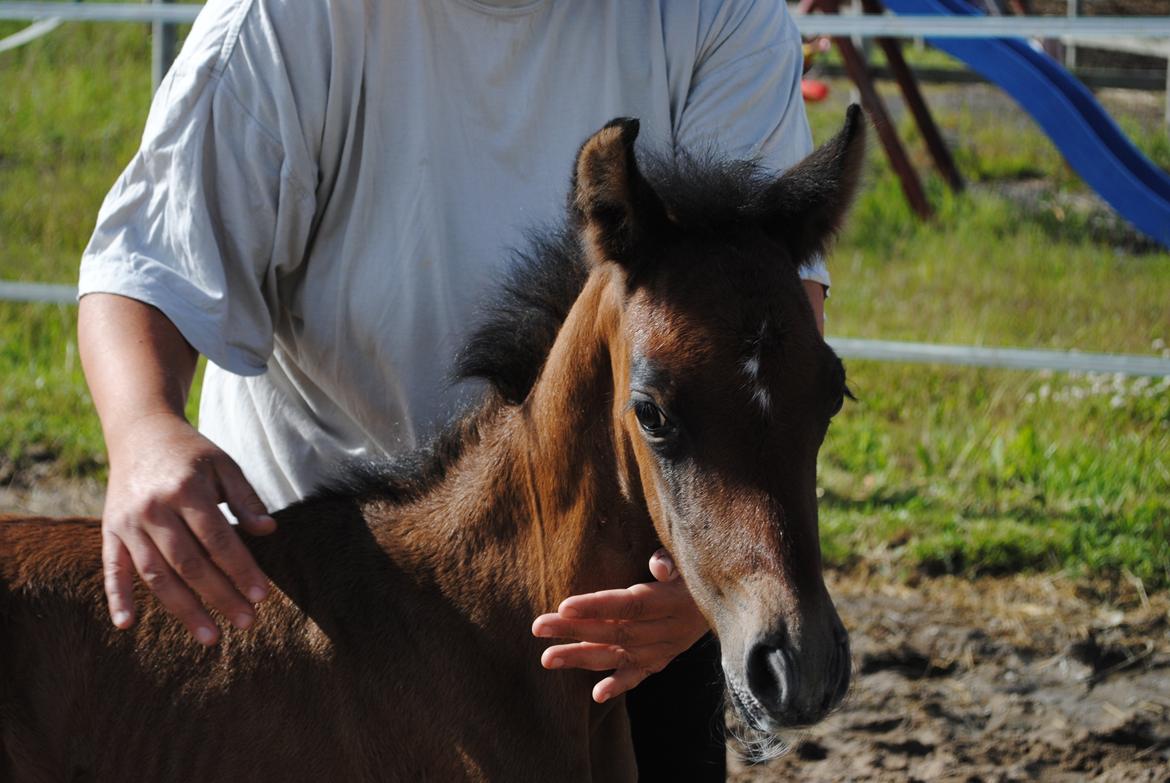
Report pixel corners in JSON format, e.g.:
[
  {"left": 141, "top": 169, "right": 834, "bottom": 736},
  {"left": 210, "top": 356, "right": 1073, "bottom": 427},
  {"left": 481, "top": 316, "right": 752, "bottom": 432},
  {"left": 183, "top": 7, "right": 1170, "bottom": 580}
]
[{"left": 741, "top": 627, "right": 851, "bottom": 728}]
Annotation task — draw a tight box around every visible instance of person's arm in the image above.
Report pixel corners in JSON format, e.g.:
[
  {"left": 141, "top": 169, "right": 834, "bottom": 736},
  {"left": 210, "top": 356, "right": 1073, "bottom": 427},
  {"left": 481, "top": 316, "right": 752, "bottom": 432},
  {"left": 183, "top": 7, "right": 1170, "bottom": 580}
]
[{"left": 80, "top": 293, "right": 275, "bottom": 645}]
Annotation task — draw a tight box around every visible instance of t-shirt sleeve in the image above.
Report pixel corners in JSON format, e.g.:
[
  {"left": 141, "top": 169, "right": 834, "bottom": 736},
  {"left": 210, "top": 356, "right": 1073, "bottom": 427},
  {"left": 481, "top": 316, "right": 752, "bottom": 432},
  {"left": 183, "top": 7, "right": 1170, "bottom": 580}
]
[
  {"left": 78, "top": 0, "right": 319, "bottom": 375},
  {"left": 675, "top": 0, "right": 830, "bottom": 289}
]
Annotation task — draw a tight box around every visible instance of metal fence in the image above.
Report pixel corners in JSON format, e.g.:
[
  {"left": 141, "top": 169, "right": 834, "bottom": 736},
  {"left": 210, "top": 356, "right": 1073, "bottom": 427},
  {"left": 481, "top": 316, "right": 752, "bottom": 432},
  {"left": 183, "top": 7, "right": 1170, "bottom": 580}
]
[
  {"left": 2, "top": 1, "right": 1169, "bottom": 377},
  {"left": 3, "top": 2, "right": 1170, "bottom": 33}
]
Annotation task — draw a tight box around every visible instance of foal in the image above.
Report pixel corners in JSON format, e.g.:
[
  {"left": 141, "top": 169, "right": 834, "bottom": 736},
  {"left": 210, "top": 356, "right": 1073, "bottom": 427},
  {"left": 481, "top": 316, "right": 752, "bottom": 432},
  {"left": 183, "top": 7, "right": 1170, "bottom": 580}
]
[{"left": 0, "top": 107, "right": 865, "bottom": 782}]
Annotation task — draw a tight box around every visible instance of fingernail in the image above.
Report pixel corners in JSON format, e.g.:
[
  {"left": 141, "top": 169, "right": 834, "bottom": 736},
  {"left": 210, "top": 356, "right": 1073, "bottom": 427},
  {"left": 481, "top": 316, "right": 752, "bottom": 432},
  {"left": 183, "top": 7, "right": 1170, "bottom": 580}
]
[
  {"left": 533, "top": 626, "right": 551, "bottom": 638},
  {"left": 233, "top": 613, "right": 253, "bottom": 630},
  {"left": 597, "top": 691, "right": 609, "bottom": 703},
  {"left": 653, "top": 551, "right": 675, "bottom": 576},
  {"left": 561, "top": 606, "right": 580, "bottom": 619},
  {"left": 112, "top": 610, "right": 131, "bottom": 628},
  {"left": 548, "top": 657, "right": 564, "bottom": 669},
  {"left": 195, "top": 626, "right": 217, "bottom": 645},
  {"left": 259, "top": 514, "right": 276, "bottom": 526},
  {"left": 247, "top": 585, "right": 268, "bottom": 603}
]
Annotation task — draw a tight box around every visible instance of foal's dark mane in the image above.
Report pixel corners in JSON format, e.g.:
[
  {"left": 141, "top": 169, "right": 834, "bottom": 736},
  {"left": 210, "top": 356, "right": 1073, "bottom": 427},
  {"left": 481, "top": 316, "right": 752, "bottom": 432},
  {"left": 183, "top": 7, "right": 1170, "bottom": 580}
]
[
  {"left": 310, "top": 150, "right": 791, "bottom": 508},
  {"left": 456, "top": 150, "right": 794, "bottom": 405}
]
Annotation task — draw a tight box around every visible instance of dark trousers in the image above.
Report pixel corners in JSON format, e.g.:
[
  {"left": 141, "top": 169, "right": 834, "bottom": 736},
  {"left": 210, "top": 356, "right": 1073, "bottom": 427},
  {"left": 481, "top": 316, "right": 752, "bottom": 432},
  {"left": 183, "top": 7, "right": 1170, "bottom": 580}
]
[{"left": 625, "top": 634, "right": 726, "bottom": 782}]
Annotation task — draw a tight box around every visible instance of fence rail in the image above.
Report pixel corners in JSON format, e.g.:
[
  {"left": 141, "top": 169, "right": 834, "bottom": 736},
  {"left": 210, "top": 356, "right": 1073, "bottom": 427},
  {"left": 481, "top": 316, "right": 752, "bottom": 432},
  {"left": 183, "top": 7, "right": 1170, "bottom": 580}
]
[
  {"left": 5, "top": 282, "right": 1167, "bottom": 377},
  {"left": 3, "top": 3, "right": 1170, "bottom": 38},
  {"left": 829, "top": 339, "right": 1170, "bottom": 377},
  {"left": 0, "top": 14, "right": 57, "bottom": 53},
  {"left": 0, "top": 281, "right": 79, "bottom": 305},
  {"left": 0, "top": 1, "right": 198, "bottom": 23}
]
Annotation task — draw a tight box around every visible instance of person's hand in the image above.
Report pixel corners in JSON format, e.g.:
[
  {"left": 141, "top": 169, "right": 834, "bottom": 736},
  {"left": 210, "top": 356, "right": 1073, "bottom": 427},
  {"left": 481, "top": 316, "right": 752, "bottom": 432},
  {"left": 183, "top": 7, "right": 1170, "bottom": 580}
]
[
  {"left": 532, "top": 549, "right": 710, "bottom": 703},
  {"left": 102, "top": 411, "right": 276, "bottom": 645}
]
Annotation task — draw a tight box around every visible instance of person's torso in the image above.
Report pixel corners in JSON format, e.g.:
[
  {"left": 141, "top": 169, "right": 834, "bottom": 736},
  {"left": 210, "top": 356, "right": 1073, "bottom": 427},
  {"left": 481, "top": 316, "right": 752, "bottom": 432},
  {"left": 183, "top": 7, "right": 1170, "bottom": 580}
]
[{"left": 199, "top": 0, "right": 785, "bottom": 508}]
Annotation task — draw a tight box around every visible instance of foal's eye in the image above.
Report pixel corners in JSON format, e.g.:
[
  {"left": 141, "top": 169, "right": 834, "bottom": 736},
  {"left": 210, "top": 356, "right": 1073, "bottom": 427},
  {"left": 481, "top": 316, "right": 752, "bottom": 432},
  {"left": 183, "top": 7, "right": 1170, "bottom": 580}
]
[{"left": 634, "top": 400, "right": 670, "bottom": 436}]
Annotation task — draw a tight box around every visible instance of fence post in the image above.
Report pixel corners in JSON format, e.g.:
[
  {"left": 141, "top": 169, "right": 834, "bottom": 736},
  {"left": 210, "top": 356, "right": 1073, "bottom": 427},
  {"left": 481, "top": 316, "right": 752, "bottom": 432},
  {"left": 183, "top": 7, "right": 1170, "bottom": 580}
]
[
  {"left": 1065, "top": 0, "right": 1083, "bottom": 70},
  {"left": 151, "top": 0, "right": 176, "bottom": 93}
]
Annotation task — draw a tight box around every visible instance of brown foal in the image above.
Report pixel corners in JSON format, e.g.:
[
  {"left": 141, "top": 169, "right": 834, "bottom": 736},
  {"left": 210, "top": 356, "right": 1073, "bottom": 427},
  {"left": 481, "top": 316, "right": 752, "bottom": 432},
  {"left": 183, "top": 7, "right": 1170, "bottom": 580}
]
[{"left": 0, "top": 107, "right": 865, "bottom": 782}]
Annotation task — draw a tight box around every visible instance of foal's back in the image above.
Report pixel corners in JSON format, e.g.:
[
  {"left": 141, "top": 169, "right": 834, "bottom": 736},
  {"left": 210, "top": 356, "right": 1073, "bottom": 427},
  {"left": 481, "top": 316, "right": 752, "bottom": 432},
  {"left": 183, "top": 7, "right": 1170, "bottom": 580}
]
[{"left": 0, "top": 508, "right": 526, "bottom": 782}]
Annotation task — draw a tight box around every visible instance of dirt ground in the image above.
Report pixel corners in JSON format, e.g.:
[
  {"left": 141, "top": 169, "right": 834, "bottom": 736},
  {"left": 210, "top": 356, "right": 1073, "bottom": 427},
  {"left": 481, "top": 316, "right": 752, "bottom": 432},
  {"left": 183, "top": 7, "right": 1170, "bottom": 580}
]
[
  {"left": 0, "top": 476, "right": 106, "bottom": 518},
  {"left": 3, "top": 483, "right": 1167, "bottom": 782},
  {"left": 733, "top": 570, "right": 1170, "bottom": 783}
]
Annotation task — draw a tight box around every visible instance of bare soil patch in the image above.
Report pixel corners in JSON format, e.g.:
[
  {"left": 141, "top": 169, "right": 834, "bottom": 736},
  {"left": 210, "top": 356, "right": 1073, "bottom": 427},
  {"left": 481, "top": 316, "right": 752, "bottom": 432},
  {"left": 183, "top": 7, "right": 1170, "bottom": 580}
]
[
  {"left": 734, "top": 571, "right": 1170, "bottom": 782},
  {"left": 0, "top": 475, "right": 104, "bottom": 516}
]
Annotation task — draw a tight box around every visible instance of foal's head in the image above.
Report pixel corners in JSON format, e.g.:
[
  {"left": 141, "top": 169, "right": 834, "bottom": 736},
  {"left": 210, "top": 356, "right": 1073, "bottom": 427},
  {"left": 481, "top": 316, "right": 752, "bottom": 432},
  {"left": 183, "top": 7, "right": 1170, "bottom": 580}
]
[{"left": 573, "top": 108, "right": 865, "bottom": 731}]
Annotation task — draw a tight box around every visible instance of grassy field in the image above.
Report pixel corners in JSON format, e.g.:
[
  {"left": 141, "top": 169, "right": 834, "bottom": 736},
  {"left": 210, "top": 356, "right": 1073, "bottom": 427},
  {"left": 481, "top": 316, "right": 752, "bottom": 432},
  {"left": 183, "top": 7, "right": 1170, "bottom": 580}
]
[{"left": 1, "top": 19, "right": 1168, "bottom": 587}]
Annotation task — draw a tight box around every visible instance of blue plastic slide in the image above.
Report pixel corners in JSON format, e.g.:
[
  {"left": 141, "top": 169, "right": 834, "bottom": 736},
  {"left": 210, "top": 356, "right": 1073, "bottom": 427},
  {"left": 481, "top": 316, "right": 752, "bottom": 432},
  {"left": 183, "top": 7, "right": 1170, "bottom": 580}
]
[{"left": 880, "top": 0, "right": 1170, "bottom": 249}]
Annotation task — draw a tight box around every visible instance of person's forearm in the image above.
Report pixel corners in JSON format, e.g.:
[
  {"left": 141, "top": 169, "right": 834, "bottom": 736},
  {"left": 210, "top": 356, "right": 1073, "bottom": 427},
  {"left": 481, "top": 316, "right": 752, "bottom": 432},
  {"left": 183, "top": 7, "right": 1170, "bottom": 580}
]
[
  {"left": 81, "top": 292, "right": 274, "bottom": 642},
  {"left": 79, "top": 293, "right": 199, "bottom": 438}
]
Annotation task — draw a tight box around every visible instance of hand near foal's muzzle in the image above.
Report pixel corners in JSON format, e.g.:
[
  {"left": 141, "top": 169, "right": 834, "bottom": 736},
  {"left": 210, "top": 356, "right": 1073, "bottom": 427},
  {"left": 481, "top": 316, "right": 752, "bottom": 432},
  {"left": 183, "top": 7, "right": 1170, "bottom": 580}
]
[{"left": 531, "top": 549, "right": 710, "bottom": 703}]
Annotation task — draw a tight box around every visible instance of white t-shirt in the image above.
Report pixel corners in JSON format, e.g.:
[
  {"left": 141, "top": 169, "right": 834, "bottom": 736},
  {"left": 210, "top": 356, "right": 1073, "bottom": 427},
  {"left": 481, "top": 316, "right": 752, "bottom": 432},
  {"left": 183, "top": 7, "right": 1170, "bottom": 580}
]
[{"left": 79, "top": 0, "right": 826, "bottom": 510}]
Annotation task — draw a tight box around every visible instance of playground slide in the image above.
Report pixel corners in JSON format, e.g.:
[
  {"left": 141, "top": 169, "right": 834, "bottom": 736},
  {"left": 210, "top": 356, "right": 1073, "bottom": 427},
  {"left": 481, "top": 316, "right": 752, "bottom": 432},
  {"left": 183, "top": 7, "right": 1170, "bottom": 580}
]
[{"left": 880, "top": 0, "right": 1170, "bottom": 249}]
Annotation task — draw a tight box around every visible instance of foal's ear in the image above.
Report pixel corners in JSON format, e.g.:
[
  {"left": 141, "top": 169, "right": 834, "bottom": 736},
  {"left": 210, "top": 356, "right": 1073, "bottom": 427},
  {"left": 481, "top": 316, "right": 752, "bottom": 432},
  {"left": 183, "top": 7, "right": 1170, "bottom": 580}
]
[
  {"left": 571, "top": 118, "right": 668, "bottom": 269},
  {"left": 763, "top": 104, "right": 867, "bottom": 263}
]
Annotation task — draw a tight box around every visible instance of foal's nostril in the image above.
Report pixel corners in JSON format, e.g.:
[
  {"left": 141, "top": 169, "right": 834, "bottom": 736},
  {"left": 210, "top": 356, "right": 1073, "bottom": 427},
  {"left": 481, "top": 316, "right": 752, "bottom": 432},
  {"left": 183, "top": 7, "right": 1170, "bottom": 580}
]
[{"left": 745, "top": 640, "right": 795, "bottom": 714}]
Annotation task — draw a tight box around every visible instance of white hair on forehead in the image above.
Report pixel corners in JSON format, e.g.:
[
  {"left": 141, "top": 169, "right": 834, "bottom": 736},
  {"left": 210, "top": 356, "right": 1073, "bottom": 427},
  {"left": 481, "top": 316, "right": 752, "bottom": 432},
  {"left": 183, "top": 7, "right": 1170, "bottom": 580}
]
[
  {"left": 741, "top": 354, "right": 761, "bottom": 379},
  {"left": 741, "top": 319, "right": 772, "bottom": 415},
  {"left": 751, "top": 384, "right": 772, "bottom": 415}
]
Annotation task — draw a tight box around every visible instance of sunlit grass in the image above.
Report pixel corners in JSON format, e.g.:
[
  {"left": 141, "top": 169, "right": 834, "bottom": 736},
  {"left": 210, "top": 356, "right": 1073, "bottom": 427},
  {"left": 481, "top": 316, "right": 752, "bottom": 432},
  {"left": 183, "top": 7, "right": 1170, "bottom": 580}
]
[
  {"left": 0, "top": 15, "right": 196, "bottom": 476},
  {"left": 807, "top": 86, "right": 1170, "bottom": 589}
]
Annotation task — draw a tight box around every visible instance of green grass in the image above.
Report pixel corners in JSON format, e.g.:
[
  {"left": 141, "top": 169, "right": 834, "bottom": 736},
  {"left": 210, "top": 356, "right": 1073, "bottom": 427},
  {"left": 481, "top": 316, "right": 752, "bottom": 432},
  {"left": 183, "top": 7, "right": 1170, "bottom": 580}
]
[
  {"left": 0, "top": 15, "right": 195, "bottom": 476},
  {"left": 1, "top": 20, "right": 150, "bottom": 475},
  {"left": 805, "top": 86, "right": 1170, "bottom": 589},
  {"left": 2, "top": 19, "right": 1169, "bottom": 587}
]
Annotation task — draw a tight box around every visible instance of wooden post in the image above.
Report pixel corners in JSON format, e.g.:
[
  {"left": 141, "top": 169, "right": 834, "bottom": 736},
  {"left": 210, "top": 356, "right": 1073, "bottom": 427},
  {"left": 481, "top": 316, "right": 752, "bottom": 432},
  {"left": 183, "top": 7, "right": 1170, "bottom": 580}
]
[
  {"left": 861, "top": 0, "right": 964, "bottom": 193},
  {"left": 152, "top": 0, "right": 176, "bottom": 93},
  {"left": 816, "top": 0, "right": 933, "bottom": 218},
  {"left": 833, "top": 37, "right": 933, "bottom": 218}
]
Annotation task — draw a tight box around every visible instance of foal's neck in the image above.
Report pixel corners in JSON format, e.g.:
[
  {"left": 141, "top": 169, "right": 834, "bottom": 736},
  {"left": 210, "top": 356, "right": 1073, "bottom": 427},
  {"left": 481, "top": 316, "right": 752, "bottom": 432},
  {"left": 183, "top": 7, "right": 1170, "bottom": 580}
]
[
  {"left": 378, "top": 269, "right": 655, "bottom": 627},
  {"left": 515, "top": 269, "right": 658, "bottom": 607}
]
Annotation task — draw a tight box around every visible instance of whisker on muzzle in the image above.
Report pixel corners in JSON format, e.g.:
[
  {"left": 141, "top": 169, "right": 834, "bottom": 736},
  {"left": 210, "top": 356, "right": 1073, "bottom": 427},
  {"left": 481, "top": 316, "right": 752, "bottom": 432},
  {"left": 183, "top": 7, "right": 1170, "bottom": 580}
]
[{"left": 724, "top": 693, "right": 795, "bottom": 764}]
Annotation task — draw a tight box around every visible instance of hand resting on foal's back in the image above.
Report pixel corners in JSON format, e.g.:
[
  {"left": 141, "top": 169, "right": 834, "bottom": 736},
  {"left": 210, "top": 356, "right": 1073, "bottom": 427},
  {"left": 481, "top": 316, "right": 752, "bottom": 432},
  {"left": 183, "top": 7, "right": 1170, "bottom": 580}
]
[{"left": 0, "top": 107, "right": 866, "bottom": 782}]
